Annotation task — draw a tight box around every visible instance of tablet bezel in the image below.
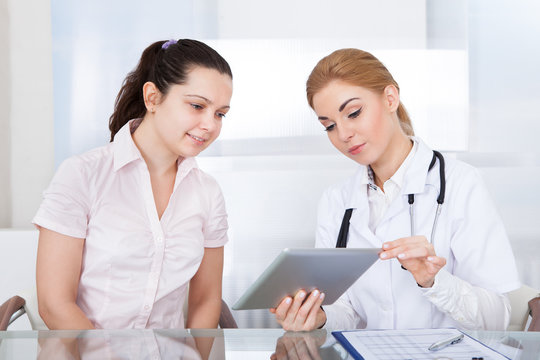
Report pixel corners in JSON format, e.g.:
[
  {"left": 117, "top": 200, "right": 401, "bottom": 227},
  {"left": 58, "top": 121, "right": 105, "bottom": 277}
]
[{"left": 232, "top": 247, "right": 380, "bottom": 310}]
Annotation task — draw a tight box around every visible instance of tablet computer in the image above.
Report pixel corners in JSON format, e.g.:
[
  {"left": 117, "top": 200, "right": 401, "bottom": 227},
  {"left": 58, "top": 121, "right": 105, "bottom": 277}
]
[{"left": 232, "top": 248, "right": 380, "bottom": 310}]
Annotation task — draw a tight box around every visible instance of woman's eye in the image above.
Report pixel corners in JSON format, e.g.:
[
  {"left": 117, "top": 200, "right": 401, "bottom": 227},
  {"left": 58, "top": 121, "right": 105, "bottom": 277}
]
[
  {"left": 348, "top": 108, "right": 362, "bottom": 119},
  {"left": 324, "top": 124, "right": 335, "bottom": 132},
  {"left": 216, "top": 112, "right": 226, "bottom": 119},
  {"left": 191, "top": 103, "right": 203, "bottom": 110}
]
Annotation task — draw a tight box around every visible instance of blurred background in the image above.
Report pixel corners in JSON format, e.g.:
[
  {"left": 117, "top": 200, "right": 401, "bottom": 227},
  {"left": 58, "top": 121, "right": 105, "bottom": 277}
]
[{"left": 1, "top": 0, "right": 540, "bottom": 329}]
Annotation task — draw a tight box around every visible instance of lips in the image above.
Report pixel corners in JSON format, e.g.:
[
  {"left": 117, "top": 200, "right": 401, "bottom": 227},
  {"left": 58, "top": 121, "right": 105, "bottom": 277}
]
[
  {"left": 348, "top": 143, "right": 365, "bottom": 155},
  {"left": 187, "top": 133, "right": 206, "bottom": 144}
]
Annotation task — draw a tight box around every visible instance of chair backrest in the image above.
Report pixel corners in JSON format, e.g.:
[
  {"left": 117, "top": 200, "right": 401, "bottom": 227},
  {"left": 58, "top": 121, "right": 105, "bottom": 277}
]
[
  {"left": 507, "top": 285, "right": 540, "bottom": 331},
  {"left": 219, "top": 299, "right": 238, "bottom": 328},
  {"left": 0, "top": 289, "right": 48, "bottom": 331},
  {"left": 528, "top": 296, "right": 540, "bottom": 331},
  {"left": 0, "top": 296, "right": 26, "bottom": 330}
]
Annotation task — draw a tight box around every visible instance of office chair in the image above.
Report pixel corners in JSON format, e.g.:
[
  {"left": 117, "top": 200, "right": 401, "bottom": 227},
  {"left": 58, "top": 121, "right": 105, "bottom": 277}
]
[
  {"left": 219, "top": 299, "right": 238, "bottom": 328},
  {"left": 1, "top": 292, "right": 237, "bottom": 330},
  {"left": 0, "top": 296, "right": 25, "bottom": 331},
  {"left": 507, "top": 285, "right": 540, "bottom": 331}
]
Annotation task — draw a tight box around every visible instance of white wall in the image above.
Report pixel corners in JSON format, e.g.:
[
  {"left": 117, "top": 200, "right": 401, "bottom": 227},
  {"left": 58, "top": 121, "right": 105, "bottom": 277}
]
[
  {"left": 5, "top": 0, "right": 54, "bottom": 228},
  {"left": 0, "top": 0, "right": 11, "bottom": 227},
  {"left": 2, "top": 0, "right": 540, "bottom": 329}
]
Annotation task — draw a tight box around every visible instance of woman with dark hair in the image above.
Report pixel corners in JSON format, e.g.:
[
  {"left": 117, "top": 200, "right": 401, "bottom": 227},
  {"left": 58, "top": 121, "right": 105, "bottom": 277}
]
[
  {"left": 34, "top": 39, "right": 233, "bottom": 330},
  {"left": 271, "top": 48, "right": 520, "bottom": 332}
]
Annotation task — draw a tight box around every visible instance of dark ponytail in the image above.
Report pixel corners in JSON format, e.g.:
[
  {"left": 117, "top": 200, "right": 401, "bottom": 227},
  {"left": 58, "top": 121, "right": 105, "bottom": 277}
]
[{"left": 108, "top": 39, "right": 233, "bottom": 141}]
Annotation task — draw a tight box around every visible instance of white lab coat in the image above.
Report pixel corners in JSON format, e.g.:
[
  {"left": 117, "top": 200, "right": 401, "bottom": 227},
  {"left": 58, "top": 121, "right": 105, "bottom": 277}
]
[{"left": 317, "top": 138, "right": 521, "bottom": 330}]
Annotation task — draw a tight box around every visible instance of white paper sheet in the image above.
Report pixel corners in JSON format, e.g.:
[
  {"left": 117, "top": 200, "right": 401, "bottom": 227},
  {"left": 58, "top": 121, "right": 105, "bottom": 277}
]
[{"left": 335, "top": 328, "right": 509, "bottom": 360}]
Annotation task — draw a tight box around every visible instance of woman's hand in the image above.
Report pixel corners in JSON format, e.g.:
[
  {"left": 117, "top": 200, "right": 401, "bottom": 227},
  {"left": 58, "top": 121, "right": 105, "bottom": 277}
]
[
  {"left": 269, "top": 289, "right": 326, "bottom": 331},
  {"left": 270, "top": 331, "right": 327, "bottom": 360},
  {"left": 379, "top": 235, "right": 446, "bottom": 288}
]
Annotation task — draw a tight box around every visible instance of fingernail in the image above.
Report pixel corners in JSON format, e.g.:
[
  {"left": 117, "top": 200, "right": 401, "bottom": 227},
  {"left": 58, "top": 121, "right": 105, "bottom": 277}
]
[
  {"left": 320, "top": 292, "right": 325, "bottom": 300},
  {"left": 383, "top": 243, "right": 389, "bottom": 249},
  {"left": 299, "top": 291, "right": 306, "bottom": 299},
  {"left": 380, "top": 253, "right": 387, "bottom": 259},
  {"left": 285, "top": 298, "right": 292, "bottom": 304},
  {"left": 427, "top": 256, "right": 434, "bottom": 261},
  {"left": 398, "top": 253, "right": 406, "bottom": 259},
  {"left": 312, "top": 290, "right": 319, "bottom": 297}
]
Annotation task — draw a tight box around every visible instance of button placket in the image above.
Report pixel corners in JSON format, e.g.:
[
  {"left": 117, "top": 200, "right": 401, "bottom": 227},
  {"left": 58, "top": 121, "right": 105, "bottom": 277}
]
[{"left": 135, "top": 163, "right": 167, "bottom": 328}]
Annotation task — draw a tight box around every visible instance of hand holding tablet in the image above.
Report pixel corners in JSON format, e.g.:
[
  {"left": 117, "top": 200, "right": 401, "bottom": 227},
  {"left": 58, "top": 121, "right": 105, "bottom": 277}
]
[{"left": 232, "top": 248, "right": 380, "bottom": 310}]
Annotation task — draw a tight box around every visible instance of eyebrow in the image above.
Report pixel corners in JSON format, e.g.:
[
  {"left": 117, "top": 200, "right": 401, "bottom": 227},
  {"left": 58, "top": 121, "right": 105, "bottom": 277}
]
[
  {"left": 339, "top": 97, "right": 360, "bottom": 112},
  {"left": 185, "top": 94, "right": 230, "bottom": 109},
  {"left": 318, "top": 97, "right": 360, "bottom": 121}
]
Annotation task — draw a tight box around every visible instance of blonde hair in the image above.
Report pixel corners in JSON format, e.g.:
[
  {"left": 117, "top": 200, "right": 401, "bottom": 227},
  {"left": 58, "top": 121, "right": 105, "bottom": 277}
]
[{"left": 306, "top": 48, "right": 414, "bottom": 136}]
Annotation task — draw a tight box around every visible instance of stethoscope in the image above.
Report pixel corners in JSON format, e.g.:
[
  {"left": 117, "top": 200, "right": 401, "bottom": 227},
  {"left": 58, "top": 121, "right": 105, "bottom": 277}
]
[{"left": 336, "top": 150, "right": 446, "bottom": 248}]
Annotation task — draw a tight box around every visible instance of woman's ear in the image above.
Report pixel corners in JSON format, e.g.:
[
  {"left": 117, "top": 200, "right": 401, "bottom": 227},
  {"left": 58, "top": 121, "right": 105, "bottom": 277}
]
[
  {"left": 383, "top": 85, "right": 400, "bottom": 112},
  {"left": 143, "top": 82, "right": 161, "bottom": 113}
]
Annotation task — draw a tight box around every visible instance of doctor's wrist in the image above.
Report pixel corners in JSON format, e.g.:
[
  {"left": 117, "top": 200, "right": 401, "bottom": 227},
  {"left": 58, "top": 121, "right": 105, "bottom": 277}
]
[
  {"left": 417, "top": 278, "right": 435, "bottom": 288},
  {"left": 317, "top": 306, "right": 327, "bottom": 329}
]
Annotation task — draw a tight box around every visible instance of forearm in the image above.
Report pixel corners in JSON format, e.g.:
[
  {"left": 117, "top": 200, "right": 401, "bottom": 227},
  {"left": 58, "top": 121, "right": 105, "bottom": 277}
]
[
  {"left": 186, "top": 298, "right": 221, "bottom": 329},
  {"left": 40, "top": 301, "right": 95, "bottom": 330},
  {"left": 423, "top": 269, "right": 510, "bottom": 330}
]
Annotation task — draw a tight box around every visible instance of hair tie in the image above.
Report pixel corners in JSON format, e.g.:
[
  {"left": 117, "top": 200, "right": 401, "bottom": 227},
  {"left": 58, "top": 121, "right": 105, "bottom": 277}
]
[{"left": 162, "top": 39, "right": 177, "bottom": 50}]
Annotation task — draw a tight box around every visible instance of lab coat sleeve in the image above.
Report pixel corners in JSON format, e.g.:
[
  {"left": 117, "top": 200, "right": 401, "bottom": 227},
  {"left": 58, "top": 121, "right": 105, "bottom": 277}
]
[
  {"left": 322, "top": 293, "right": 364, "bottom": 330},
  {"left": 421, "top": 269, "right": 511, "bottom": 330},
  {"left": 425, "top": 164, "right": 520, "bottom": 330},
  {"left": 316, "top": 187, "right": 365, "bottom": 329}
]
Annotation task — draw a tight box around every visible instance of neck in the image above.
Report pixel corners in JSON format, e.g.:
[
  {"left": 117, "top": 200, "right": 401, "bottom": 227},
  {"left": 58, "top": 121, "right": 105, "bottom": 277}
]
[
  {"left": 371, "top": 132, "right": 412, "bottom": 189},
  {"left": 132, "top": 116, "right": 179, "bottom": 176}
]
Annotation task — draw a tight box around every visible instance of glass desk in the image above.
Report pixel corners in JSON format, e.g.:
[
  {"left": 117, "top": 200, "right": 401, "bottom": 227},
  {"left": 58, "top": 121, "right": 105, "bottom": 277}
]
[{"left": 1, "top": 328, "right": 539, "bottom": 359}]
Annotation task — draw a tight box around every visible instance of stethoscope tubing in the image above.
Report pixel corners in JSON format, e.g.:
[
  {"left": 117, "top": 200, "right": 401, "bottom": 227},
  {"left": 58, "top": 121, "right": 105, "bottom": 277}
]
[
  {"left": 336, "top": 150, "right": 446, "bottom": 249},
  {"left": 409, "top": 151, "right": 446, "bottom": 244}
]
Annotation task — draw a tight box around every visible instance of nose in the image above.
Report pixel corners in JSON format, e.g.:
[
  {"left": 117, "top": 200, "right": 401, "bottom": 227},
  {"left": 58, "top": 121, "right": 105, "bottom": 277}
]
[
  {"left": 336, "top": 122, "right": 354, "bottom": 143},
  {"left": 199, "top": 112, "right": 219, "bottom": 133}
]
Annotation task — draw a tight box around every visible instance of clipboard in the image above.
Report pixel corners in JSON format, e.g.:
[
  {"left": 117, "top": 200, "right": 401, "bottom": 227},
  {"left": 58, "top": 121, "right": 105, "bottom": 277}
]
[{"left": 332, "top": 328, "right": 511, "bottom": 360}]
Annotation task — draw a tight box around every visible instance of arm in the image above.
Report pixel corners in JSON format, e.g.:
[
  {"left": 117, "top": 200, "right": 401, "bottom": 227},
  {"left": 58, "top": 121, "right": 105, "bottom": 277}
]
[
  {"left": 186, "top": 246, "right": 224, "bottom": 329},
  {"left": 36, "top": 227, "right": 94, "bottom": 330},
  {"left": 422, "top": 269, "right": 511, "bottom": 330},
  {"left": 380, "top": 165, "right": 520, "bottom": 330}
]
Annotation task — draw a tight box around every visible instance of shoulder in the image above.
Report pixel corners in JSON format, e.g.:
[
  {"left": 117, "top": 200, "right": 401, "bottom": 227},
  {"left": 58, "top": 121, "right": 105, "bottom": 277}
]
[
  {"left": 188, "top": 166, "right": 225, "bottom": 203},
  {"left": 320, "top": 166, "right": 364, "bottom": 207},
  {"left": 55, "top": 144, "right": 113, "bottom": 182},
  {"left": 191, "top": 167, "right": 220, "bottom": 189},
  {"left": 444, "top": 156, "right": 484, "bottom": 187}
]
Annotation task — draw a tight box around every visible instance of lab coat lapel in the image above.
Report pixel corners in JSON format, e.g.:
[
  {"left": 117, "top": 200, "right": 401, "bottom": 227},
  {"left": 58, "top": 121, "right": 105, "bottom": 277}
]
[
  {"left": 345, "top": 170, "right": 381, "bottom": 247},
  {"left": 379, "top": 138, "right": 436, "bottom": 226}
]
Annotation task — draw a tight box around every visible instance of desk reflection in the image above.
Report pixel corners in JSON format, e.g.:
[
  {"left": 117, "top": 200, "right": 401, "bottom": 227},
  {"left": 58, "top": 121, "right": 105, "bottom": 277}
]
[
  {"left": 271, "top": 330, "right": 346, "bottom": 360},
  {"left": 37, "top": 330, "right": 205, "bottom": 360}
]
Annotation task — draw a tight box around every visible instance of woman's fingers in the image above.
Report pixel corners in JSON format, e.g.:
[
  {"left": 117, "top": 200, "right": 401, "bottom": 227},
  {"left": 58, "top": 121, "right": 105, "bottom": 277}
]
[
  {"left": 426, "top": 255, "right": 446, "bottom": 271},
  {"left": 380, "top": 236, "right": 434, "bottom": 260},
  {"left": 293, "top": 290, "right": 323, "bottom": 330},
  {"left": 284, "top": 291, "right": 307, "bottom": 327},
  {"left": 304, "top": 291, "right": 325, "bottom": 330},
  {"left": 272, "top": 289, "right": 324, "bottom": 331},
  {"left": 273, "top": 296, "right": 293, "bottom": 324}
]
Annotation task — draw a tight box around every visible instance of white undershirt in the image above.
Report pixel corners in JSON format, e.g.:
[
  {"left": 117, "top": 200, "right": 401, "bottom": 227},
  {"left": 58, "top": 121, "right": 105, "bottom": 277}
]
[{"left": 362, "top": 139, "right": 418, "bottom": 232}]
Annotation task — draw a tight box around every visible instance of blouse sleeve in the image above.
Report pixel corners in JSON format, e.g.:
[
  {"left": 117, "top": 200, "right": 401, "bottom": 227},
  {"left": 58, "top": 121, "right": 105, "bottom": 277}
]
[
  {"left": 449, "top": 166, "right": 520, "bottom": 293},
  {"left": 32, "top": 157, "right": 90, "bottom": 239},
  {"left": 202, "top": 176, "right": 229, "bottom": 248}
]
